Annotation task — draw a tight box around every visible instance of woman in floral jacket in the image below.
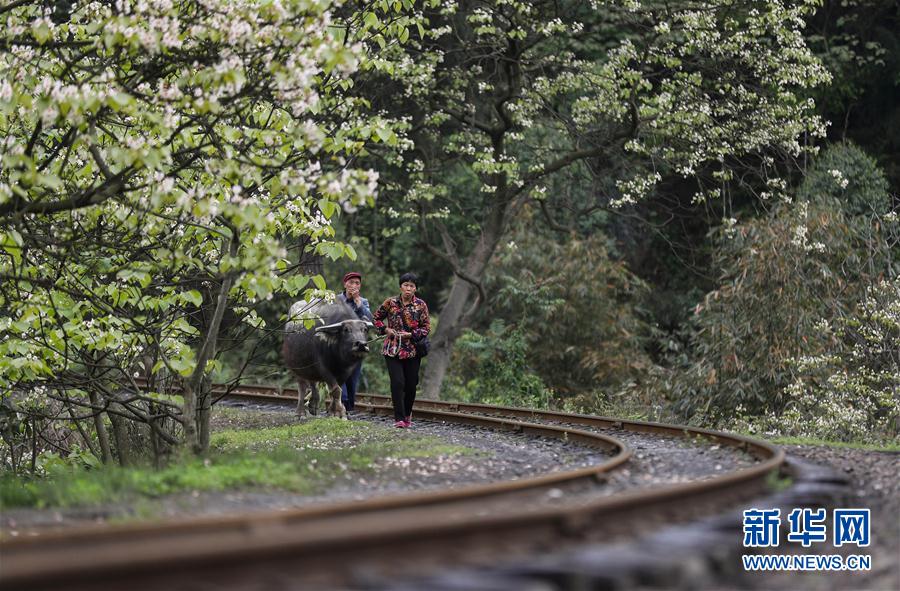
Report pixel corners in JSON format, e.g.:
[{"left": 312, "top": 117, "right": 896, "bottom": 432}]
[{"left": 373, "top": 272, "right": 430, "bottom": 428}]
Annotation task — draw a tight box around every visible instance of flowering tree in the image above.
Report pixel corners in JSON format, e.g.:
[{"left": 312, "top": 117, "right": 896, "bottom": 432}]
[
  {"left": 755, "top": 278, "right": 899, "bottom": 443},
  {"left": 0, "top": 0, "right": 420, "bottom": 461},
  {"left": 372, "top": 0, "right": 831, "bottom": 398},
  {"left": 664, "top": 142, "right": 898, "bottom": 431}
]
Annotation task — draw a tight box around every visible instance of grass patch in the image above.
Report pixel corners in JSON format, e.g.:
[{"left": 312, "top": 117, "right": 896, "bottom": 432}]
[
  {"left": 764, "top": 435, "right": 900, "bottom": 452},
  {"left": 0, "top": 418, "right": 476, "bottom": 510}
]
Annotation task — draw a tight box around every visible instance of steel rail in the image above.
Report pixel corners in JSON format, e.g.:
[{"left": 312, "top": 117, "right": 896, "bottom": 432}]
[
  {"left": 221, "top": 384, "right": 778, "bottom": 461},
  {"left": 0, "top": 389, "right": 631, "bottom": 590},
  {"left": 355, "top": 392, "right": 774, "bottom": 456},
  {"left": 0, "top": 384, "right": 785, "bottom": 591}
]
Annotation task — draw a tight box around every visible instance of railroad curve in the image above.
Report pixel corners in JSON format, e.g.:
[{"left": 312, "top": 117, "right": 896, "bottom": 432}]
[{"left": 0, "top": 383, "right": 784, "bottom": 591}]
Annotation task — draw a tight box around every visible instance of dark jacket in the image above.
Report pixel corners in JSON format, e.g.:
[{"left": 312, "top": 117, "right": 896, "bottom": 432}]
[{"left": 338, "top": 292, "right": 373, "bottom": 322}]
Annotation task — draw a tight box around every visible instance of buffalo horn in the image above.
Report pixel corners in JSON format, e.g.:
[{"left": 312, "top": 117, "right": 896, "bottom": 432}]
[{"left": 315, "top": 322, "right": 344, "bottom": 333}]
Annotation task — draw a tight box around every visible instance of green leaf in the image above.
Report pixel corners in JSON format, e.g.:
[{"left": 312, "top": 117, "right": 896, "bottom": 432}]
[
  {"left": 183, "top": 290, "right": 203, "bottom": 307},
  {"left": 0, "top": 230, "right": 23, "bottom": 265},
  {"left": 375, "top": 126, "right": 395, "bottom": 144},
  {"left": 318, "top": 198, "right": 337, "bottom": 218},
  {"left": 106, "top": 92, "right": 133, "bottom": 111},
  {"left": 32, "top": 22, "right": 51, "bottom": 44},
  {"left": 344, "top": 243, "right": 357, "bottom": 261}
]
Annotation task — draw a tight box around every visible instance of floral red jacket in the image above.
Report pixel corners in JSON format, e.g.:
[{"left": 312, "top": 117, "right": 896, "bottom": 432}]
[{"left": 373, "top": 296, "right": 430, "bottom": 359}]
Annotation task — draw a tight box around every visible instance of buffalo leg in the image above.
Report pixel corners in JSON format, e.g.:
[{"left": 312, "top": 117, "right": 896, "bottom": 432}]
[
  {"left": 308, "top": 382, "right": 320, "bottom": 416},
  {"left": 328, "top": 384, "right": 347, "bottom": 419}
]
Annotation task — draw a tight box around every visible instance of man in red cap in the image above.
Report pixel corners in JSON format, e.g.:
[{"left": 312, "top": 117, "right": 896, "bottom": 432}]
[{"left": 338, "top": 271, "right": 373, "bottom": 413}]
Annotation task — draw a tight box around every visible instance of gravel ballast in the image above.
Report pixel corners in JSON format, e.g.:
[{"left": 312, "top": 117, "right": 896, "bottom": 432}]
[
  {"left": 4, "top": 402, "right": 893, "bottom": 591},
  {"left": 1, "top": 403, "right": 757, "bottom": 537}
]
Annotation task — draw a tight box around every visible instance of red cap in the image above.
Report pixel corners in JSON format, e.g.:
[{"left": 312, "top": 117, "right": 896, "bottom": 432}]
[{"left": 342, "top": 272, "right": 362, "bottom": 283}]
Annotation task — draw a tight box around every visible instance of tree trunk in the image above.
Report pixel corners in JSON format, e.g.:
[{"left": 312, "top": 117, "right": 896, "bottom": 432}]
[
  {"left": 87, "top": 390, "right": 113, "bottom": 464},
  {"left": 29, "top": 417, "right": 38, "bottom": 474},
  {"left": 420, "top": 217, "right": 505, "bottom": 399},
  {"left": 107, "top": 404, "right": 133, "bottom": 466},
  {"left": 85, "top": 354, "right": 114, "bottom": 463},
  {"left": 185, "top": 234, "right": 237, "bottom": 454},
  {"left": 181, "top": 384, "right": 199, "bottom": 454},
  {"left": 150, "top": 416, "right": 162, "bottom": 468},
  {"left": 197, "top": 376, "right": 212, "bottom": 451},
  {"left": 421, "top": 277, "right": 472, "bottom": 399}
]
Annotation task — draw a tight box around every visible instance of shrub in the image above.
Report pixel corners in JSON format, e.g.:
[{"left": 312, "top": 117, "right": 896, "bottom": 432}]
[
  {"left": 752, "top": 279, "right": 900, "bottom": 443},
  {"left": 798, "top": 142, "right": 891, "bottom": 216},
  {"left": 449, "top": 320, "right": 553, "bottom": 409},
  {"left": 671, "top": 143, "right": 897, "bottom": 425},
  {"left": 479, "top": 220, "right": 656, "bottom": 401}
]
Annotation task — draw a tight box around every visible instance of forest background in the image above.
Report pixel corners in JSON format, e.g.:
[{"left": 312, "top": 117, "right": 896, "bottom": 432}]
[{"left": 0, "top": 0, "right": 897, "bottom": 473}]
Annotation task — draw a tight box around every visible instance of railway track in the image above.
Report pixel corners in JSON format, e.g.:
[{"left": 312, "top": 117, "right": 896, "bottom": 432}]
[{"left": 0, "top": 383, "right": 785, "bottom": 591}]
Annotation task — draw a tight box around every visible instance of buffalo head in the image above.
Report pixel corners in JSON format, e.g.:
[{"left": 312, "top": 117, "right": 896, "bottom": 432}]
[{"left": 315, "top": 319, "right": 374, "bottom": 359}]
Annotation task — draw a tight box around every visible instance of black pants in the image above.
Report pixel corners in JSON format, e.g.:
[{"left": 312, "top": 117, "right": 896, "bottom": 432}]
[{"left": 384, "top": 356, "right": 421, "bottom": 421}]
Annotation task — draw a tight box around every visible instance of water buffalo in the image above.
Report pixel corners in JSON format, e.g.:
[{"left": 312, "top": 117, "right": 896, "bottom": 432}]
[{"left": 282, "top": 299, "right": 373, "bottom": 418}]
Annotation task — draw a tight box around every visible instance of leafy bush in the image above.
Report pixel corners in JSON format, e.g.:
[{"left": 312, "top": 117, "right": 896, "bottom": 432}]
[
  {"left": 754, "top": 279, "right": 900, "bottom": 443},
  {"left": 449, "top": 320, "right": 553, "bottom": 409},
  {"left": 481, "top": 219, "right": 657, "bottom": 401},
  {"left": 798, "top": 142, "right": 891, "bottom": 215},
  {"left": 671, "top": 143, "right": 898, "bottom": 425},
  {"left": 442, "top": 213, "right": 659, "bottom": 412}
]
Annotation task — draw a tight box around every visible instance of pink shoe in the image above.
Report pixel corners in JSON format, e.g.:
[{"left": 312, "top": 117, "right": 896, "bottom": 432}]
[
  {"left": 394, "top": 420, "right": 407, "bottom": 428},
  {"left": 404, "top": 415, "right": 412, "bottom": 426}
]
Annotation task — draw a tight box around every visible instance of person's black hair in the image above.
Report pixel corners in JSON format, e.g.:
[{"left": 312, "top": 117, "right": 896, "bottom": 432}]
[{"left": 398, "top": 272, "right": 418, "bottom": 286}]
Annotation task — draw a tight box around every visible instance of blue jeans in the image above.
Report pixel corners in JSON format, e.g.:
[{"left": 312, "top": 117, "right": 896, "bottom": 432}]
[{"left": 341, "top": 362, "right": 363, "bottom": 411}]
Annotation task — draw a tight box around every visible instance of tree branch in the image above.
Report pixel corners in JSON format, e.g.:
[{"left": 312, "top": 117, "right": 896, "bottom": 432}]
[
  {"left": 0, "top": 168, "right": 132, "bottom": 219},
  {"left": 443, "top": 107, "right": 500, "bottom": 136},
  {"left": 416, "top": 211, "right": 487, "bottom": 308},
  {"left": 0, "top": 0, "right": 33, "bottom": 17},
  {"left": 536, "top": 197, "right": 572, "bottom": 232}
]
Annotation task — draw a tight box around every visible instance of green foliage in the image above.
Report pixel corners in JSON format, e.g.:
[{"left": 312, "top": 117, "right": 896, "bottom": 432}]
[
  {"left": 0, "top": 417, "right": 474, "bottom": 510},
  {"left": 356, "top": 0, "right": 834, "bottom": 404},
  {"left": 804, "top": 1, "right": 900, "bottom": 189},
  {"left": 798, "top": 142, "right": 891, "bottom": 215},
  {"left": 1, "top": 0, "right": 379, "bottom": 386},
  {"left": 0, "top": 0, "right": 422, "bottom": 455},
  {"left": 752, "top": 279, "right": 900, "bottom": 443},
  {"left": 806, "top": 1, "right": 892, "bottom": 107},
  {"left": 765, "top": 470, "right": 794, "bottom": 493},
  {"left": 449, "top": 320, "right": 553, "bottom": 409},
  {"left": 481, "top": 217, "right": 657, "bottom": 399},
  {"left": 0, "top": 392, "right": 120, "bottom": 475},
  {"left": 441, "top": 212, "right": 665, "bottom": 414},
  {"left": 670, "top": 145, "right": 898, "bottom": 426},
  {"left": 372, "top": 0, "right": 834, "bottom": 236},
  {"left": 37, "top": 447, "right": 102, "bottom": 475},
  {"left": 2, "top": 0, "right": 895, "bottom": 459},
  {"left": 421, "top": 0, "right": 828, "bottom": 205},
  {"left": 768, "top": 436, "right": 900, "bottom": 452}
]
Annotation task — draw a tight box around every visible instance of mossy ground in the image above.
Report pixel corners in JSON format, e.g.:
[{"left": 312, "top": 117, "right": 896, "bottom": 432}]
[{"left": 0, "top": 410, "right": 476, "bottom": 510}]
